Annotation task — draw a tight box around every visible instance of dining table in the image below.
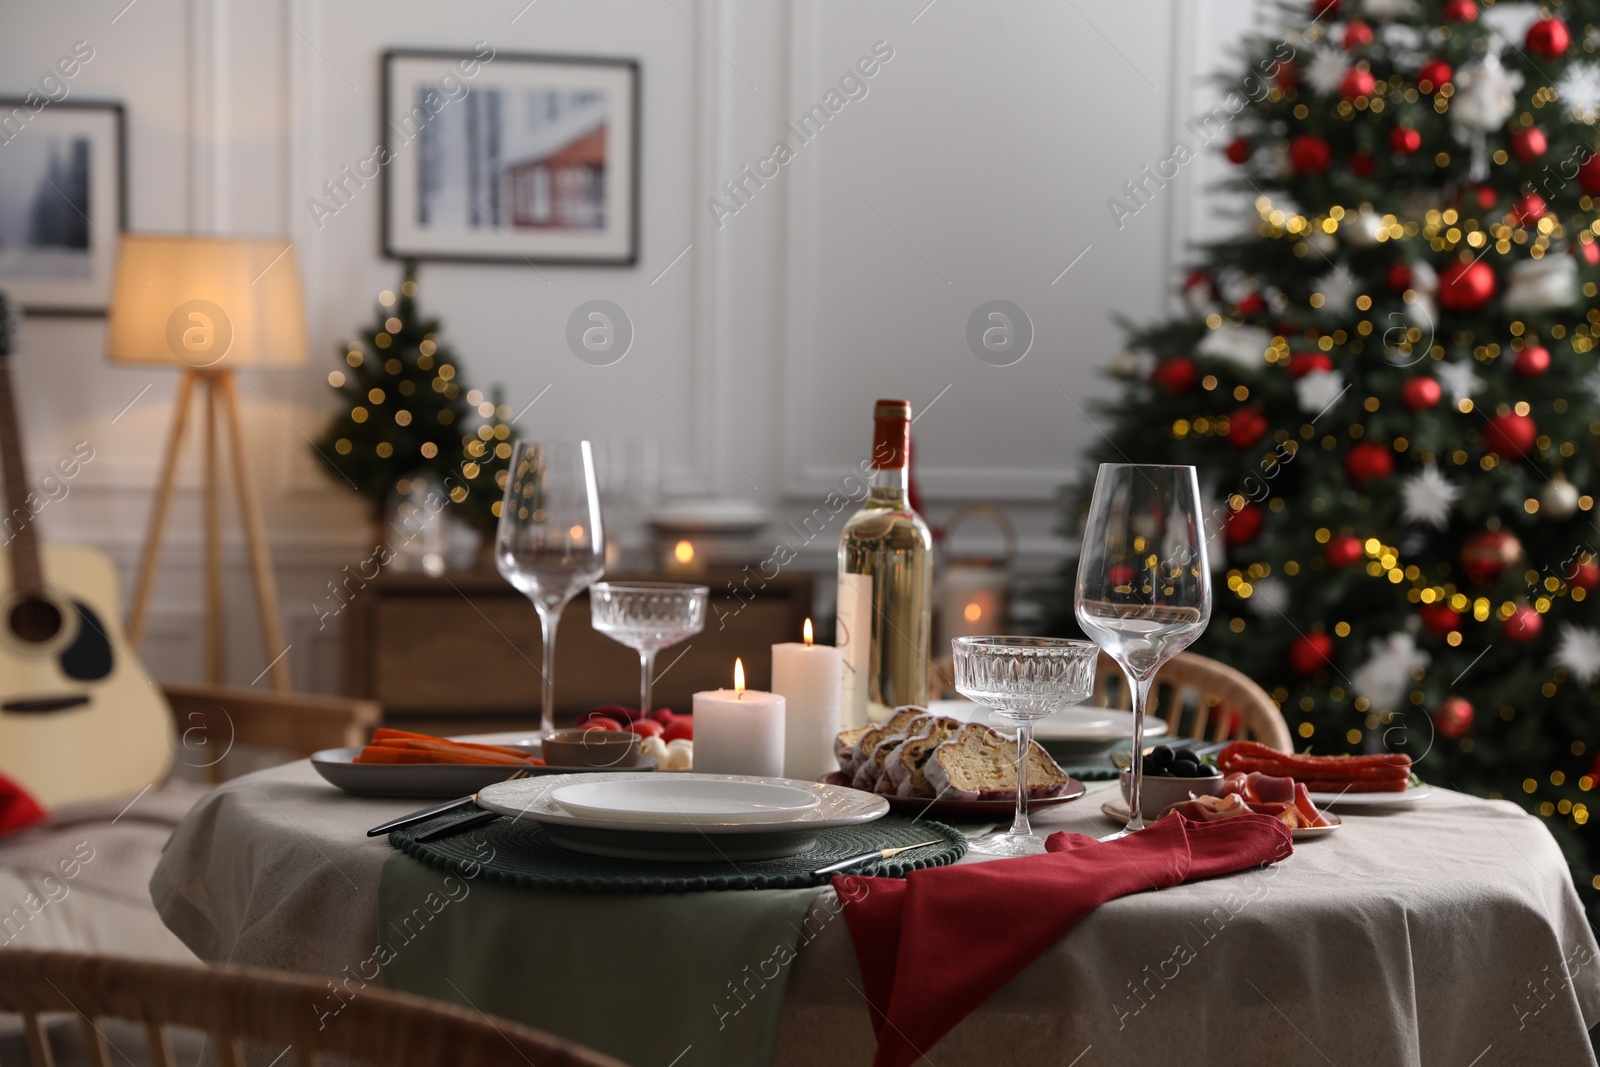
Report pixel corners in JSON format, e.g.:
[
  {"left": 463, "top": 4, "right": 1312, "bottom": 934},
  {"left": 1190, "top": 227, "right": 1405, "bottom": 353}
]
[{"left": 149, "top": 741, "right": 1600, "bottom": 1066}]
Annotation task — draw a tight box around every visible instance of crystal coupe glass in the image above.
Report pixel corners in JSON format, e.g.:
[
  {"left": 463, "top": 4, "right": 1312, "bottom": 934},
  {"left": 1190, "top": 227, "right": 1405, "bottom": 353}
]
[
  {"left": 590, "top": 582, "right": 709, "bottom": 716},
  {"left": 951, "top": 636, "right": 1100, "bottom": 856}
]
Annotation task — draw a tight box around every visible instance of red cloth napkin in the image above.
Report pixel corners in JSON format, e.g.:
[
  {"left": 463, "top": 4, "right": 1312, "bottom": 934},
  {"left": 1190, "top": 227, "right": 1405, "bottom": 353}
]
[
  {"left": 0, "top": 772, "right": 46, "bottom": 837},
  {"left": 833, "top": 813, "right": 1293, "bottom": 1067}
]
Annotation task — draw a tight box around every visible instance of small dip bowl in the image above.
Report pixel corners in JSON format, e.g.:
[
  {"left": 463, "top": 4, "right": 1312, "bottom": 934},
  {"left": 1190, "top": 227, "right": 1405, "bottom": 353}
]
[
  {"left": 542, "top": 729, "right": 642, "bottom": 769},
  {"left": 1120, "top": 768, "right": 1229, "bottom": 820}
]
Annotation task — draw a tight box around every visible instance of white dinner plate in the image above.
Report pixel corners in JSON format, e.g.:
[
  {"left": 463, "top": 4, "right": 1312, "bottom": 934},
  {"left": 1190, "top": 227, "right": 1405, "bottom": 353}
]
[
  {"left": 929, "top": 700, "right": 1165, "bottom": 742},
  {"left": 551, "top": 778, "right": 821, "bottom": 825},
  {"left": 1307, "top": 783, "right": 1433, "bottom": 808},
  {"left": 1099, "top": 799, "right": 1342, "bottom": 839},
  {"left": 478, "top": 773, "right": 889, "bottom": 861}
]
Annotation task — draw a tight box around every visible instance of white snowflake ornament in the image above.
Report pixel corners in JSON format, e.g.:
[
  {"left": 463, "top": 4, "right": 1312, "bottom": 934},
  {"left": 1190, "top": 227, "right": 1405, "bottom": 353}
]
[
  {"left": 1248, "top": 577, "right": 1291, "bottom": 619},
  {"left": 1436, "top": 361, "right": 1483, "bottom": 405},
  {"left": 1305, "top": 47, "right": 1353, "bottom": 97},
  {"left": 1504, "top": 255, "right": 1578, "bottom": 311},
  {"left": 1451, "top": 54, "right": 1524, "bottom": 134},
  {"left": 1297, "top": 369, "right": 1348, "bottom": 415},
  {"left": 1553, "top": 624, "right": 1600, "bottom": 684},
  {"left": 1197, "top": 324, "right": 1273, "bottom": 370},
  {"left": 1363, "top": 0, "right": 1415, "bottom": 22},
  {"left": 1314, "top": 268, "right": 1357, "bottom": 313},
  {"left": 1557, "top": 61, "right": 1600, "bottom": 124},
  {"left": 1352, "top": 632, "right": 1431, "bottom": 711},
  {"left": 1401, "top": 465, "right": 1460, "bottom": 529}
]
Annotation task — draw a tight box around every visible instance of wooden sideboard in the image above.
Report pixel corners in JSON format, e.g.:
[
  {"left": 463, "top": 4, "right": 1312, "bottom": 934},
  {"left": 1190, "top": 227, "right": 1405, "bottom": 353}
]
[{"left": 344, "top": 570, "right": 816, "bottom": 733}]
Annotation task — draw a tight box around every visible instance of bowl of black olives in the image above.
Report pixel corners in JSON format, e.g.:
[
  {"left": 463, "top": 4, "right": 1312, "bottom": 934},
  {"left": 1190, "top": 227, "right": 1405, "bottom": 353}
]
[{"left": 1119, "top": 744, "right": 1227, "bottom": 819}]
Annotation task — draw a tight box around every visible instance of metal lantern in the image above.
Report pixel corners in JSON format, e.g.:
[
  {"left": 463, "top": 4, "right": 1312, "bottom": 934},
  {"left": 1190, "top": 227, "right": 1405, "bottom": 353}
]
[{"left": 935, "top": 504, "right": 1017, "bottom": 648}]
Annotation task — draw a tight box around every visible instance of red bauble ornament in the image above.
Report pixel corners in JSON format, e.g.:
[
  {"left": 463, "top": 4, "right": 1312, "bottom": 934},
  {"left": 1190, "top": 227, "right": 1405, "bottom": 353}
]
[
  {"left": 1576, "top": 241, "right": 1600, "bottom": 266},
  {"left": 1442, "top": 0, "right": 1477, "bottom": 21},
  {"left": 1345, "top": 441, "right": 1395, "bottom": 485},
  {"left": 1420, "top": 603, "right": 1462, "bottom": 637},
  {"left": 1526, "top": 16, "right": 1571, "bottom": 58},
  {"left": 1350, "top": 151, "right": 1377, "bottom": 178},
  {"left": 1459, "top": 528, "right": 1524, "bottom": 585},
  {"left": 1571, "top": 558, "right": 1600, "bottom": 591},
  {"left": 1326, "top": 535, "right": 1365, "bottom": 567},
  {"left": 1151, "top": 357, "right": 1199, "bottom": 395},
  {"left": 1309, "top": 0, "right": 1340, "bottom": 17},
  {"left": 1401, "top": 376, "right": 1443, "bottom": 411},
  {"left": 1235, "top": 292, "right": 1267, "bottom": 317},
  {"left": 1511, "top": 126, "right": 1548, "bottom": 163},
  {"left": 1276, "top": 60, "right": 1300, "bottom": 91},
  {"left": 1225, "top": 504, "right": 1265, "bottom": 547},
  {"left": 1289, "top": 134, "right": 1333, "bottom": 175},
  {"left": 1289, "top": 352, "right": 1334, "bottom": 378},
  {"left": 1417, "top": 59, "right": 1453, "bottom": 92},
  {"left": 1227, "top": 407, "right": 1270, "bottom": 449},
  {"left": 1109, "top": 563, "right": 1136, "bottom": 587},
  {"left": 1502, "top": 603, "right": 1543, "bottom": 643},
  {"left": 1515, "top": 345, "right": 1551, "bottom": 378},
  {"left": 1389, "top": 127, "right": 1422, "bottom": 155},
  {"left": 1344, "top": 20, "right": 1374, "bottom": 48},
  {"left": 1340, "top": 67, "right": 1377, "bottom": 99},
  {"left": 1432, "top": 697, "right": 1475, "bottom": 741},
  {"left": 1386, "top": 262, "right": 1414, "bottom": 293},
  {"left": 1225, "top": 136, "right": 1252, "bottom": 165},
  {"left": 1484, "top": 411, "right": 1537, "bottom": 458},
  {"left": 1437, "top": 259, "right": 1496, "bottom": 312},
  {"left": 1512, "top": 192, "right": 1547, "bottom": 227},
  {"left": 1290, "top": 633, "right": 1336, "bottom": 676},
  {"left": 1579, "top": 154, "right": 1600, "bottom": 196},
  {"left": 1464, "top": 185, "right": 1499, "bottom": 213}
]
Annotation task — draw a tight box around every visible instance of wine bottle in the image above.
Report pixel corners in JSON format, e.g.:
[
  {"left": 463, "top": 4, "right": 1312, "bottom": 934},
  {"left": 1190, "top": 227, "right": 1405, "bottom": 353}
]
[{"left": 837, "top": 399, "right": 934, "bottom": 726}]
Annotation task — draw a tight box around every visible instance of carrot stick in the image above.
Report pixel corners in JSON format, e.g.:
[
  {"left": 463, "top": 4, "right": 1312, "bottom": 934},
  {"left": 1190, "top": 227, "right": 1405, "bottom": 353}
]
[
  {"left": 354, "top": 747, "right": 517, "bottom": 766},
  {"left": 369, "top": 728, "right": 536, "bottom": 760},
  {"left": 357, "top": 741, "right": 530, "bottom": 765}
]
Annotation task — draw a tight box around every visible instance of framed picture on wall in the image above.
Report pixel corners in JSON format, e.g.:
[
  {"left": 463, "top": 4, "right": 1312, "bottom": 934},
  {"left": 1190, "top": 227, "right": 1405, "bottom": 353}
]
[
  {"left": 382, "top": 50, "right": 639, "bottom": 267},
  {"left": 0, "top": 100, "right": 125, "bottom": 315}
]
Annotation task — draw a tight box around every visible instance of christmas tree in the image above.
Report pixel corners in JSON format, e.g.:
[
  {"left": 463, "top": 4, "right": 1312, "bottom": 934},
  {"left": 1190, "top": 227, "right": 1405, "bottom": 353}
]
[
  {"left": 314, "top": 262, "right": 513, "bottom": 536},
  {"left": 1039, "top": 0, "right": 1600, "bottom": 908}
]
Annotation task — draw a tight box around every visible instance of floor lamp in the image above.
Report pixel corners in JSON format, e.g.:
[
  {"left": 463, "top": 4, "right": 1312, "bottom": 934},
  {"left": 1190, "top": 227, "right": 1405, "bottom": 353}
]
[{"left": 106, "top": 235, "right": 309, "bottom": 691}]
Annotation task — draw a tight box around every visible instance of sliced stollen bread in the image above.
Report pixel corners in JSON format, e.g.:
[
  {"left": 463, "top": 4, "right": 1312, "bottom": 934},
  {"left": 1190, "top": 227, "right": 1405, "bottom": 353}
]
[
  {"left": 845, "top": 706, "right": 928, "bottom": 774},
  {"left": 834, "top": 725, "right": 873, "bottom": 777},
  {"left": 852, "top": 714, "right": 933, "bottom": 791},
  {"left": 923, "top": 723, "right": 1075, "bottom": 802},
  {"left": 883, "top": 716, "right": 963, "bottom": 797}
]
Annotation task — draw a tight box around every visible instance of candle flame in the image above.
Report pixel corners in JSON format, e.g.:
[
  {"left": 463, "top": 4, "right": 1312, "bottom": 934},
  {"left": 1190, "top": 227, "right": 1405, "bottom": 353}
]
[
  {"left": 674, "top": 539, "right": 695, "bottom": 564},
  {"left": 733, "top": 657, "right": 745, "bottom": 693},
  {"left": 803, "top": 618, "right": 814, "bottom": 646}
]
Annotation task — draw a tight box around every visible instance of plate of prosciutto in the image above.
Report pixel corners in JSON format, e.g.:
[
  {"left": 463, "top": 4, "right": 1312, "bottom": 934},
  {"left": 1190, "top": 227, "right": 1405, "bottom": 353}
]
[
  {"left": 1101, "top": 795, "right": 1342, "bottom": 839},
  {"left": 1215, "top": 740, "right": 1429, "bottom": 808}
]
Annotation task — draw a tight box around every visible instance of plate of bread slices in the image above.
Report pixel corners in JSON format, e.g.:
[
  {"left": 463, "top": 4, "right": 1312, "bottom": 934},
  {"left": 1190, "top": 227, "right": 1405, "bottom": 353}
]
[{"left": 824, "top": 706, "right": 1087, "bottom": 817}]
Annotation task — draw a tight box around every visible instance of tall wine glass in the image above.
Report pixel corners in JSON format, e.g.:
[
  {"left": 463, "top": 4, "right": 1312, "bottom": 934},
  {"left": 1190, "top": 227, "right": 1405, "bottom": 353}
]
[
  {"left": 1075, "top": 464, "right": 1212, "bottom": 839},
  {"left": 951, "top": 636, "right": 1099, "bottom": 856},
  {"left": 590, "top": 582, "right": 708, "bottom": 716},
  {"left": 496, "top": 440, "right": 606, "bottom": 738}
]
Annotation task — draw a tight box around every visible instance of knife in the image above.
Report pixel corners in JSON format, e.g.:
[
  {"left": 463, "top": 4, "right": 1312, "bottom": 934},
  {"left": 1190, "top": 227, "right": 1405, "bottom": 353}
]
[
  {"left": 366, "top": 795, "right": 477, "bottom": 837},
  {"left": 812, "top": 839, "right": 945, "bottom": 877},
  {"left": 415, "top": 808, "right": 500, "bottom": 843}
]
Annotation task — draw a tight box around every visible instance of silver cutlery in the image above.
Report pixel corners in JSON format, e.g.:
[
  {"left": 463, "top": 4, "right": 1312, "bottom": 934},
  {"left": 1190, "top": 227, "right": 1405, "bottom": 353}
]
[
  {"left": 365, "top": 769, "right": 529, "bottom": 838},
  {"left": 812, "top": 839, "right": 945, "bottom": 877}
]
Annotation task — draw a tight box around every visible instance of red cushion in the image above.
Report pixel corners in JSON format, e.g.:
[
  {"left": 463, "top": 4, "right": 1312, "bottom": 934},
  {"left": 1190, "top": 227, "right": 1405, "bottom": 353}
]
[{"left": 0, "top": 773, "right": 46, "bottom": 836}]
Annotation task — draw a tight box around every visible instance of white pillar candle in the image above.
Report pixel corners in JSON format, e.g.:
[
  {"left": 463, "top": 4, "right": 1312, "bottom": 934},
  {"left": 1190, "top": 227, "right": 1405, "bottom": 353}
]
[
  {"left": 772, "top": 619, "right": 842, "bottom": 781},
  {"left": 693, "top": 659, "right": 786, "bottom": 778}
]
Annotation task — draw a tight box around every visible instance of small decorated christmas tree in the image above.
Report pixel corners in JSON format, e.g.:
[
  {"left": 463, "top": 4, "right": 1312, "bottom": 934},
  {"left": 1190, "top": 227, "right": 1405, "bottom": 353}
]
[{"left": 314, "top": 262, "right": 513, "bottom": 535}]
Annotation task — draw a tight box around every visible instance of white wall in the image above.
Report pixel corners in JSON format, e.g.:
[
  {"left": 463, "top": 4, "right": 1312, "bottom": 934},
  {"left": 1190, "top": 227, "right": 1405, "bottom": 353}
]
[{"left": 0, "top": 0, "right": 1263, "bottom": 692}]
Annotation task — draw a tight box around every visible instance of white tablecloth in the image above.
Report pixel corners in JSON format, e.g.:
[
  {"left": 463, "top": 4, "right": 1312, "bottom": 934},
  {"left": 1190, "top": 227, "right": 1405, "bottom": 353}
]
[{"left": 151, "top": 760, "right": 1600, "bottom": 1066}]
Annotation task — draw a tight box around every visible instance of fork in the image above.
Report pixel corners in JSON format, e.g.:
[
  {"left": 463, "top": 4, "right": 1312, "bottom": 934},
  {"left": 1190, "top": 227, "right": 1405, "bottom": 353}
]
[{"left": 365, "top": 768, "right": 529, "bottom": 838}]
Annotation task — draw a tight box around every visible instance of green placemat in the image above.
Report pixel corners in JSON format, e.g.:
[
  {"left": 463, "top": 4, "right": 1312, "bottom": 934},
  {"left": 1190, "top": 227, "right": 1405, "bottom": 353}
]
[{"left": 389, "top": 812, "right": 967, "bottom": 893}]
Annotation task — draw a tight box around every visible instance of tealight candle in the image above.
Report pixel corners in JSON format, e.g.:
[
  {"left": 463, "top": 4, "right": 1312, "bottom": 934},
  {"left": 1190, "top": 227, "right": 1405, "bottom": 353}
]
[
  {"left": 692, "top": 658, "right": 786, "bottom": 777},
  {"left": 772, "top": 619, "right": 842, "bottom": 781}
]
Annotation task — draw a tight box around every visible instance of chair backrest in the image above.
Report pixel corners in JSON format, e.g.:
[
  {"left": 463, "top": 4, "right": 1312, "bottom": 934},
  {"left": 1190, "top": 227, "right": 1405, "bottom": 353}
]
[
  {"left": 0, "top": 950, "right": 624, "bottom": 1067},
  {"left": 1090, "top": 650, "right": 1292, "bottom": 753}
]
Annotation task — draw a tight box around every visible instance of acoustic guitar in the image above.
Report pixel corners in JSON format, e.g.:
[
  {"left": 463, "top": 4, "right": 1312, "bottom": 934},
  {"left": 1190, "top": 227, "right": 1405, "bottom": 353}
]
[{"left": 0, "top": 293, "right": 172, "bottom": 806}]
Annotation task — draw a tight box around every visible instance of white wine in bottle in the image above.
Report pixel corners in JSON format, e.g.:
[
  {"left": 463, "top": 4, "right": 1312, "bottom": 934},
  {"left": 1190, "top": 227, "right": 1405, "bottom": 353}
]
[{"left": 837, "top": 399, "right": 934, "bottom": 726}]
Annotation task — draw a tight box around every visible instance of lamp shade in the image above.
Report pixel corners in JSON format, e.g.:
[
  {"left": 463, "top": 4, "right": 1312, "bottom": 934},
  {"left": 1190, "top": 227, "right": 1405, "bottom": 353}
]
[{"left": 106, "top": 234, "right": 308, "bottom": 369}]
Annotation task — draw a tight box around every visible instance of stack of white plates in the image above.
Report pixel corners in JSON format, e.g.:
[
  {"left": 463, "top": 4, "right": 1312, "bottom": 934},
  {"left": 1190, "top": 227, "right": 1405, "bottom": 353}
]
[{"left": 477, "top": 773, "right": 888, "bottom": 861}]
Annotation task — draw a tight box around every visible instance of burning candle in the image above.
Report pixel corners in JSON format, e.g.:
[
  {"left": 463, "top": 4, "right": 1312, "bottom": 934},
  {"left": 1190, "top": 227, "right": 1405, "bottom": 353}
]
[
  {"left": 772, "top": 619, "right": 842, "bottom": 781},
  {"left": 692, "top": 658, "right": 787, "bottom": 777}
]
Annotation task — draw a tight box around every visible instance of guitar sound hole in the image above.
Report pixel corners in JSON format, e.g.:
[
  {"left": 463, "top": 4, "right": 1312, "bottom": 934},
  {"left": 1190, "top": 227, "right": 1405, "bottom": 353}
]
[{"left": 9, "top": 596, "right": 63, "bottom": 644}]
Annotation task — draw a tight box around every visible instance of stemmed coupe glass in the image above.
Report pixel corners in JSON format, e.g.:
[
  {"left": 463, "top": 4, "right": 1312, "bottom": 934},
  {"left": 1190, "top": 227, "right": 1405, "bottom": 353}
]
[
  {"left": 589, "top": 582, "right": 709, "bottom": 716},
  {"left": 951, "top": 636, "right": 1100, "bottom": 857},
  {"left": 1075, "top": 464, "right": 1212, "bottom": 839},
  {"left": 496, "top": 440, "right": 606, "bottom": 739}
]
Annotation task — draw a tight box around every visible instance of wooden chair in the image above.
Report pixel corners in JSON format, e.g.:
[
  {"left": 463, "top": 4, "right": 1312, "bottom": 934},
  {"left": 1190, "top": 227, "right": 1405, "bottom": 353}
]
[
  {"left": 929, "top": 650, "right": 1292, "bottom": 753},
  {"left": 0, "top": 949, "right": 624, "bottom": 1067},
  {"left": 160, "top": 683, "right": 381, "bottom": 783},
  {"left": 1088, "top": 651, "right": 1292, "bottom": 753}
]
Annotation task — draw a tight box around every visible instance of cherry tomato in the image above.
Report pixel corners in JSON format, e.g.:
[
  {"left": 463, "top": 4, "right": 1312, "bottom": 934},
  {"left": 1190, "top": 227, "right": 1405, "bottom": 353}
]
[
  {"left": 581, "top": 717, "right": 623, "bottom": 732},
  {"left": 648, "top": 707, "right": 676, "bottom": 724},
  {"left": 663, "top": 717, "right": 693, "bottom": 743},
  {"left": 629, "top": 719, "right": 665, "bottom": 739}
]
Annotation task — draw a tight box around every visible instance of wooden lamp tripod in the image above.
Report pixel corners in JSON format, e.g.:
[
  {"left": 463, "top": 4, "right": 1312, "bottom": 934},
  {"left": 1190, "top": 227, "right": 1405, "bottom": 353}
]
[{"left": 106, "top": 235, "right": 309, "bottom": 692}]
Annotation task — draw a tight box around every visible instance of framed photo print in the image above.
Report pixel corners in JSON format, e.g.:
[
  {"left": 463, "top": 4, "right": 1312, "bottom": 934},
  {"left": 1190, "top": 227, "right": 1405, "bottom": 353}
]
[
  {"left": 0, "top": 100, "right": 125, "bottom": 315},
  {"left": 382, "top": 50, "right": 639, "bottom": 267}
]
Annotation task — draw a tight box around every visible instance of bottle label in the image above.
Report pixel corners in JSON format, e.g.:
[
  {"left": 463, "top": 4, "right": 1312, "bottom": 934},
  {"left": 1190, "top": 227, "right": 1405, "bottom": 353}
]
[{"left": 836, "top": 571, "right": 873, "bottom": 729}]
